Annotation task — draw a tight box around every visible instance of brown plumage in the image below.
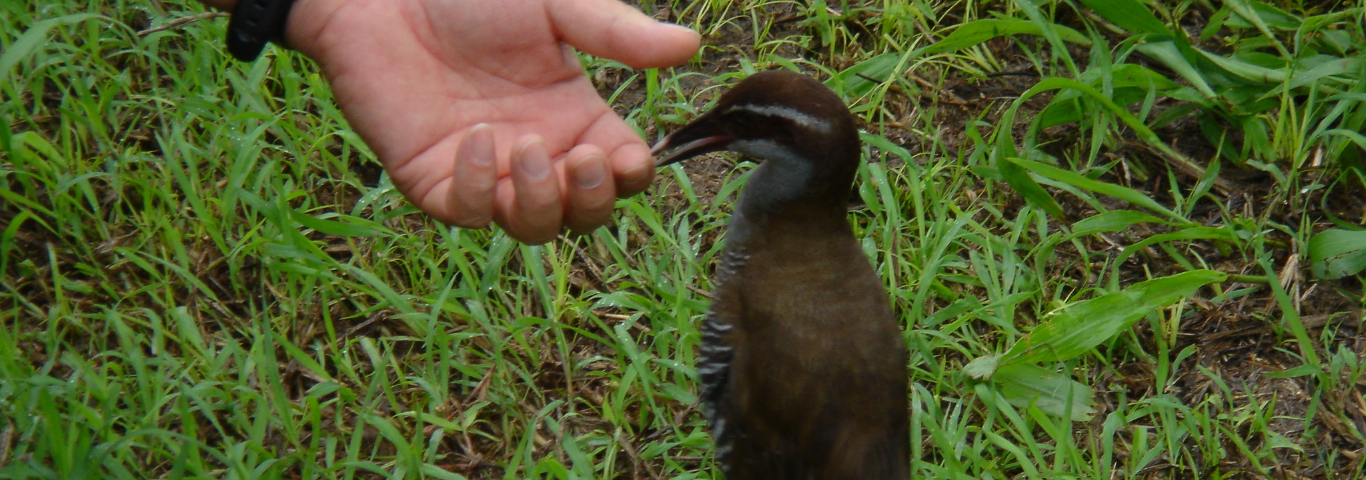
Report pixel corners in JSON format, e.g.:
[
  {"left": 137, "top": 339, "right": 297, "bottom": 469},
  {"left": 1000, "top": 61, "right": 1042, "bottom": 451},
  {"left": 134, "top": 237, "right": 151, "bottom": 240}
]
[{"left": 652, "top": 71, "right": 909, "bottom": 480}]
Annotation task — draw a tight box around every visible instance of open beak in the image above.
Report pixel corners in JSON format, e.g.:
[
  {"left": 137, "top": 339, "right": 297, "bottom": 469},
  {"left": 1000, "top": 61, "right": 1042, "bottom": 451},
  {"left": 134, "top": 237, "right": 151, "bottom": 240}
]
[{"left": 650, "top": 120, "right": 734, "bottom": 168}]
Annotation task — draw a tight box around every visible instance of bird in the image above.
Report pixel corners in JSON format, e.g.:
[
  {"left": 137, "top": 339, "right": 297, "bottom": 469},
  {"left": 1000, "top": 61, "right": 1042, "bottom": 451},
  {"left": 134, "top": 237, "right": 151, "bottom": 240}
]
[{"left": 651, "top": 70, "right": 909, "bottom": 480}]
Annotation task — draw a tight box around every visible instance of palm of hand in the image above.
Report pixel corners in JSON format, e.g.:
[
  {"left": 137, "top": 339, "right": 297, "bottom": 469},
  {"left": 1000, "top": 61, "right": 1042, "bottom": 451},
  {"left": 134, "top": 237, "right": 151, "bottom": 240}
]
[{"left": 285, "top": 0, "right": 697, "bottom": 242}]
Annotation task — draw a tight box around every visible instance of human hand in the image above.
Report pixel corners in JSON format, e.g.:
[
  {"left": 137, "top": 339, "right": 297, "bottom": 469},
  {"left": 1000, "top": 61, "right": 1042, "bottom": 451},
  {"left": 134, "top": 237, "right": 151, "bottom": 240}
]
[{"left": 221, "top": 0, "right": 700, "bottom": 244}]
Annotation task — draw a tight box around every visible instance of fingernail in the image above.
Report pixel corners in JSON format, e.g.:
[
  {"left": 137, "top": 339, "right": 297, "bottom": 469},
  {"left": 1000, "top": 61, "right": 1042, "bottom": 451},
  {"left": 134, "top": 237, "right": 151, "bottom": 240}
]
[
  {"left": 620, "top": 162, "right": 651, "bottom": 188},
  {"left": 664, "top": 23, "right": 697, "bottom": 33},
  {"left": 518, "top": 140, "right": 551, "bottom": 180},
  {"left": 573, "top": 155, "right": 607, "bottom": 189},
  {"left": 468, "top": 124, "right": 494, "bottom": 166}
]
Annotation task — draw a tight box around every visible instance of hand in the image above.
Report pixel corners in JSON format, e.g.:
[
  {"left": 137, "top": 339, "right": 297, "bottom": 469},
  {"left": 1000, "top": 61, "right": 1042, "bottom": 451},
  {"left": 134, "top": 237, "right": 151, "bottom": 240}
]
[{"left": 225, "top": 0, "right": 700, "bottom": 244}]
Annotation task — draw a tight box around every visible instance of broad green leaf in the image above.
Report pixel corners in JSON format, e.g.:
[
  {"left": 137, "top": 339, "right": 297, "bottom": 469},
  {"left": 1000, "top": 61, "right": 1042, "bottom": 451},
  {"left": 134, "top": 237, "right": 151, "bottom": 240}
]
[
  {"left": 533, "top": 457, "right": 571, "bottom": 477},
  {"left": 1303, "top": 11, "right": 1359, "bottom": 54},
  {"left": 1201, "top": 6, "right": 1233, "bottom": 40},
  {"left": 1308, "top": 229, "right": 1366, "bottom": 279},
  {"left": 861, "top": 132, "right": 916, "bottom": 162},
  {"left": 1077, "top": 0, "right": 1172, "bottom": 36},
  {"left": 0, "top": 180, "right": 55, "bottom": 217},
  {"left": 1009, "top": 158, "right": 1184, "bottom": 221},
  {"left": 1224, "top": 0, "right": 1302, "bottom": 31},
  {"left": 1068, "top": 210, "right": 1166, "bottom": 240},
  {"left": 1039, "top": 64, "right": 1182, "bottom": 128},
  {"left": 1004, "top": 270, "right": 1227, "bottom": 364},
  {"left": 1198, "top": 48, "right": 1286, "bottom": 84},
  {"left": 832, "top": 17, "right": 1094, "bottom": 98},
  {"left": 240, "top": 190, "right": 337, "bottom": 263},
  {"left": 827, "top": 52, "right": 903, "bottom": 98},
  {"left": 0, "top": 14, "right": 100, "bottom": 75},
  {"left": 273, "top": 331, "right": 333, "bottom": 381},
  {"left": 1288, "top": 57, "right": 1361, "bottom": 91},
  {"left": 1038, "top": 85, "right": 1151, "bottom": 128},
  {"left": 20, "top": 130, "right": 68, "bottom": 170},
  {"left": 1237, "top": 51, "right": 1291, "bottom": 70},
  {"left": 419, "top": 464, "right": 470, "bottom": 480},
  {"left": 1323, "top": 128, "right": 1366, "bottom": 152},
  {"left": 1000, "top": 157, "right": 1065, "bottom": 218},
  {"left": 1221, "top": 85, "right": 1282, "bottom": 114},
  {"left": 922, "top": 19, "right": 1091, "bottom": 55},
  {"left": 995, "top": 363, "right": 1097, "bottom": 421},
  {"left": 993, "top": 77, "right": 1210, "bottom": 220},
  {"left": 1135, "top": 41, "right": 1217, "bottom": 98},
  {"left": 1087, "top": 62, "right": 1182, "bottom": 90},
  {"left": 963, "top": 354, "right": 1000, "bottom": 380},
  {"left": 290, "top": 210, "right": 382, "bottom": 237},
  {"left": 340, "top": 264, "right": 419, "bottom": 316},
  {"left": 1113, "top": 227, "right": 1242, "bottom": 269}
]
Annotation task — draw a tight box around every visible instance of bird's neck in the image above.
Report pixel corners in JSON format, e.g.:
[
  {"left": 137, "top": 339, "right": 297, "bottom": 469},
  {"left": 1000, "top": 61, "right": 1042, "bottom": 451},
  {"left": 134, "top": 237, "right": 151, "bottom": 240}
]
[
  {"left": 728, "top": 146, "right": 856, "bottom": 248},
  {"left": 731, "top": 139, "right": 855, "bottom": 219}
]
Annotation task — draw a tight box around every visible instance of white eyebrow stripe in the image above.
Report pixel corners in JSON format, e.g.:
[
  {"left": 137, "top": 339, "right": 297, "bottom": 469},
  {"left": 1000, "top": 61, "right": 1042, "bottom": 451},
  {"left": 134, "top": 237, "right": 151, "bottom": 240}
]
[{"left": 725, "top": 104, "right": 833, "bottom": 133}]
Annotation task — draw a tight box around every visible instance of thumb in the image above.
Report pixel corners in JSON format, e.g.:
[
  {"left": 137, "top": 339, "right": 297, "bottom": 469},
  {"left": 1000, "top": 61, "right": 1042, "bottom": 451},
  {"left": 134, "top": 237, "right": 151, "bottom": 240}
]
[{"left": 547, "top": 0, "right": 700, "bottom": 69}]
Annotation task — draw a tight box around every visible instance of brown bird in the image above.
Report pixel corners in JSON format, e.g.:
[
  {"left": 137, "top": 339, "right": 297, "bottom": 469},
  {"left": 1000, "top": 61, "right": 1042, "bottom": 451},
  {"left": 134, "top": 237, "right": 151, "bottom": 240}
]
[{"left": 652, "top": 71, "right": 909, "bottom": 479}]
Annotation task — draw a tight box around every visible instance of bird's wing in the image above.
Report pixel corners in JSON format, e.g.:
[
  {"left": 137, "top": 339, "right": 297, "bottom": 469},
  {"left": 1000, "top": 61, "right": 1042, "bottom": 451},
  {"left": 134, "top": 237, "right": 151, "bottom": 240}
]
[
  {"left": 697, "top": 310, "right": 735, "bottom": 464},
  {"left": 698, "top": 245, "right": 749, "bottom": 469}
]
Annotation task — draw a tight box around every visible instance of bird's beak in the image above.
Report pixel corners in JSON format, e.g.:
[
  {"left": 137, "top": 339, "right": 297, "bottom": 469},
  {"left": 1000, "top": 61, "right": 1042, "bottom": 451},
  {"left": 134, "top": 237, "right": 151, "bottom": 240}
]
[{"left": 651, "top": 120, "right": 734, "bottom": 168}]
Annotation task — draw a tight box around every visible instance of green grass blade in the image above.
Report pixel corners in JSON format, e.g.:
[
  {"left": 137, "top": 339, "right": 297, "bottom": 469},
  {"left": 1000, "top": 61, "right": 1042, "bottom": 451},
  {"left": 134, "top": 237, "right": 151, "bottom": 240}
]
[
  {"left": 1076, "top": 0, "right": 1173, "bottom": 36},
  {"left": 922, "top": 19, "right": 1091, "bottom": 55},
  {"left": 999, "top": 157, "right": 1066, "bottom": 218},
  {"left": 1003, "top": 270, "right": 1228, "bottom": 364},
  {"left": 1008, "top": 158, "right": 1184, "bottom": 221},
  {"left": 0, "top": 14, "right": 100, "bottom": 75}
]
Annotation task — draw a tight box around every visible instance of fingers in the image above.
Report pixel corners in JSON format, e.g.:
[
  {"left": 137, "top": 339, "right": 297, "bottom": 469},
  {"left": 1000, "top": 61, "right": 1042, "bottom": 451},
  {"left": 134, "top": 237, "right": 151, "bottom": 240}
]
[
  {"left": 609, "top": 141, "right": 654, "bottom": 197},
  {"left": 576, "top": 112, "right": 655, "bottom": 198},
  {"left": 493, "top": 145, "right": 621, "bottom": 241},
  {"left": 494, "top": 136, "right": 564, "bottom": 244},
  {"left": 547, "top": 0, "right": 700, "bottom": 69},
  {"left": 444, "top": 129, "right": 630, "bottom": 244},
  {"left": 563, "top": 146, "right": 617, "bottom": 234},
  {"left": 442, "top": 123, "right": 499, "bottom": 228}
]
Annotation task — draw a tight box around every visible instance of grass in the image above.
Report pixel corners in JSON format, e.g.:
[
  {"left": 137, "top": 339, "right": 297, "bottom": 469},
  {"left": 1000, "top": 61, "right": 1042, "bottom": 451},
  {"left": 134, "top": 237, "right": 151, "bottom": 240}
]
[{"left": 3, "top": 0, "right": 1365, "bottom": 478}]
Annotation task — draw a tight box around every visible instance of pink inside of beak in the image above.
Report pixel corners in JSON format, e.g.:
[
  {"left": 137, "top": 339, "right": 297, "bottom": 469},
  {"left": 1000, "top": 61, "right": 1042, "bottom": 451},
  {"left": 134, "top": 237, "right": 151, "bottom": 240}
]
[{"left": 651, "top": 134, "right": 733, "bottom": 167}]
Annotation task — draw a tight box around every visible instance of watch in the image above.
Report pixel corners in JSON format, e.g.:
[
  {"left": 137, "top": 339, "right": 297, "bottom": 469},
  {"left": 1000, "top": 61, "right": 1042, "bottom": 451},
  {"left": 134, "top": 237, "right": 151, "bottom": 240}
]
[{"left": 226, "top": 0, "right": 297, "bottom": 61}]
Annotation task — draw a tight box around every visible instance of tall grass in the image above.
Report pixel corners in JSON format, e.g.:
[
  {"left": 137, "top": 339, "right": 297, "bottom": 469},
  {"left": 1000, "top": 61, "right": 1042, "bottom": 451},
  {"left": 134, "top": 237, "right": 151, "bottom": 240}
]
[{"left": 2, "top": 0, "right": 1363, "bottom": 478}]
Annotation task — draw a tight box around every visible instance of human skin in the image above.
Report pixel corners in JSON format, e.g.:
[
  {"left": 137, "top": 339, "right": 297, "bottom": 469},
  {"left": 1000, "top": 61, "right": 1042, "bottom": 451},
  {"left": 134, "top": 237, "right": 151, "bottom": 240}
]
[{"left": 203, "top": 0, "right": 700, "bottom": 244}]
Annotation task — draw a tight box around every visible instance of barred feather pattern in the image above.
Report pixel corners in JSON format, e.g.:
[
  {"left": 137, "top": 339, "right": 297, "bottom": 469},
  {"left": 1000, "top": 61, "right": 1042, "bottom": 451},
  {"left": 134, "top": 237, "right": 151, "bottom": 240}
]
[{"left": 698, "top": 245, "right": 748, "bottom": 468}]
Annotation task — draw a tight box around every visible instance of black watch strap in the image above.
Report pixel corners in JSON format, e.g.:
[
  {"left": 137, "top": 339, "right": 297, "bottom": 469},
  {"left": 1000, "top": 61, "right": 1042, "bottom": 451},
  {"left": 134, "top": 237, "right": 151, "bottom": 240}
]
[{"left": 226, "top": 0, "right": 298, "bottom": 61}]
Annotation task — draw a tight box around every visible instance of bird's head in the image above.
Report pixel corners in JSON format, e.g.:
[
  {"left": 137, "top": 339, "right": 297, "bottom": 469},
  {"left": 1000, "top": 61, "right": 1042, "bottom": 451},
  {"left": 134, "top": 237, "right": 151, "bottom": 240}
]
[{"left": 650, "top": 71, "right": 860, "bottom": 180}]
